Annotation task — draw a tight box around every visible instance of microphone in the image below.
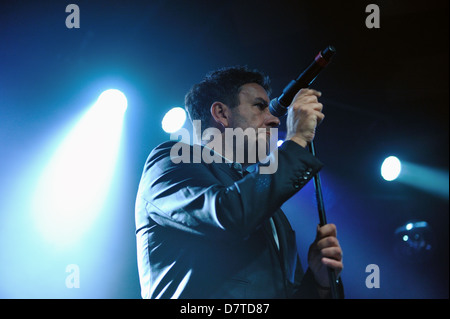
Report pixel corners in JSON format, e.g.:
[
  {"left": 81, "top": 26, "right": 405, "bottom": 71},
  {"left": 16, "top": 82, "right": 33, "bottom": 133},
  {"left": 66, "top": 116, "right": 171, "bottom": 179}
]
[{"left": 269, "top": 45, "right": 336, "bottom": 117}]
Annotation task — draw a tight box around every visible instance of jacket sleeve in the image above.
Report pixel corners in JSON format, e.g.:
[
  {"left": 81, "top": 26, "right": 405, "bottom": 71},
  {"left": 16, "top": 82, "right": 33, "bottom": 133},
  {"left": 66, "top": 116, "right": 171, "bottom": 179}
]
[
  {"left": 135, "top": 140, "right": 324, "bottom": 239},
  {"left": 292, "top": 261, "right": 345, "bottom": 299}
]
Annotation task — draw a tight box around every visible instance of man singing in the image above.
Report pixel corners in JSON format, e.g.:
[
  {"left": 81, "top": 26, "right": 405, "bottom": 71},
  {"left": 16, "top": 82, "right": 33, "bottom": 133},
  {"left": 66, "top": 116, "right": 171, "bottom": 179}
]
[{"left": 135, "top": 66, "right": 343, "bottom": 298}]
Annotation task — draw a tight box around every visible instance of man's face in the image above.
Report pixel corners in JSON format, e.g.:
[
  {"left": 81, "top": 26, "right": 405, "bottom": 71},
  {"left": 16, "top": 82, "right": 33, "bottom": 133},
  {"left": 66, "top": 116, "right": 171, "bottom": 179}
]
[
  {"left": 230, "top": 83, "right": 280, "bottom": 132},
  {"left": 228, "top": 83, "right": 280, "bottom": 162}
]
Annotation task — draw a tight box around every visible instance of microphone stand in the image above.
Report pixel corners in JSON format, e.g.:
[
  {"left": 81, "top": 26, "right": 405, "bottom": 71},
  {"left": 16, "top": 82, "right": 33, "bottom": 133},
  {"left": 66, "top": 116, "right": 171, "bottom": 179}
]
[
  {"left": 270, "top": 45, "right": 340, "bottom": 298},
  {"left": 308, "top": 140, "right": 339, "bottom": 299}
]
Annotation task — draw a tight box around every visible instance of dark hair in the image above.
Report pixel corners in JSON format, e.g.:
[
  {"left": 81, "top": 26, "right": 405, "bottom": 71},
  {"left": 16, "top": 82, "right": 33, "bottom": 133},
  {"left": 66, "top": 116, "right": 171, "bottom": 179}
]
[{"left": 184, "top": 66, "right": 271, "bottom": 132}]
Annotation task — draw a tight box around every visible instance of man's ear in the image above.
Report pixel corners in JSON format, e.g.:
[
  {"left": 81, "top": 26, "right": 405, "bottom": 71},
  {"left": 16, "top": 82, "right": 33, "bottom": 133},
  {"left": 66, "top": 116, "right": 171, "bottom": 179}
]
[{"left": 210, "top": 102, "right": 231, "bottom": 128}]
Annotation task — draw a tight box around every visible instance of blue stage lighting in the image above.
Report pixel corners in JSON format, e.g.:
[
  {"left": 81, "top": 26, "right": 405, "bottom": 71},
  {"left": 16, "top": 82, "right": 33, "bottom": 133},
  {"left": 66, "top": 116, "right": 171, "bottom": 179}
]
[
  {"left": 381, "top": 156, "right": 402, "bottom": 181},
  {"left": 31, "top": 89, "right": 127, "bottom": 248},
  {"left": 162, "top": 107, "right": 186, "bottom": 133}
]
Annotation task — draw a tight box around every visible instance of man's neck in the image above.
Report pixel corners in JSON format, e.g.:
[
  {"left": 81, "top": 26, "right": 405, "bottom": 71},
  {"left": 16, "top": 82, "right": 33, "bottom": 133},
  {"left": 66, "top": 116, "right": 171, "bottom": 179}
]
[
  {"left": 202, "top": 134, "right": 252, "bottom": 169},
  {"left": 203, "top": 134, "right": 232, "bottom": 163}
]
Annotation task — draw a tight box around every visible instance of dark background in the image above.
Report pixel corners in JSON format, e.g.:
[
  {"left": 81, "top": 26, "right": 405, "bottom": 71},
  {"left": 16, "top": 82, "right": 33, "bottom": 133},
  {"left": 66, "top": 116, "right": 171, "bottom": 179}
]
[{"left": 1, "top": 0, "right": 448, "bottom": 298}]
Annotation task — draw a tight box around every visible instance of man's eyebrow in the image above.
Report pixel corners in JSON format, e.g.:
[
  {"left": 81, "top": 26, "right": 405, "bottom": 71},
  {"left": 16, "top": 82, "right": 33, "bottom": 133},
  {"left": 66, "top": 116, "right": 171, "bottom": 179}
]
[{"left": 253, "top": 97, "right": 269, "bottom": 106}]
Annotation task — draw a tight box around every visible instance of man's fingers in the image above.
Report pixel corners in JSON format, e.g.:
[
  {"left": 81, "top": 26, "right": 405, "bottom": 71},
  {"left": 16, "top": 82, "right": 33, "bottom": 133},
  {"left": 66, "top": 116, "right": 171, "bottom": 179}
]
[
  {"left": 314, "top": 110, "right": 325, "bottom": 125},
  {"left": 314, "top": 224, "right": 342, "bottom": 261},
  {"left": 312, "top": 102, "right": 323, "bottom": 111},
  {"left": 298, "top": 95, "right": 319, "bottom": 104},
  {"left": 300, "top": 88, "right": 322, "bottom": 97},
  {"left": 316, "top": 236, "right": 340, "bottom": 251},
  {"left": 316, "top": 223, "right": 337, "bottom": 239},
  {"left": 321, "top": 257, "right": 344, "bottom": 272},
  {"left": 292, "top": 88, "right": 322, "bottom": 102},
  {"left": 320, "top": 246, "right": 343, "bottom": 261}
]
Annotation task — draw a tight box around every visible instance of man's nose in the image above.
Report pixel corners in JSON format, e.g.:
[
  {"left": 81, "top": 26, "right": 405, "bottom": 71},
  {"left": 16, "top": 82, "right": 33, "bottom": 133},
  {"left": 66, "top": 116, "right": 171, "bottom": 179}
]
[{"left": 265, "top": 110, "right": 281, "bottom": 128}]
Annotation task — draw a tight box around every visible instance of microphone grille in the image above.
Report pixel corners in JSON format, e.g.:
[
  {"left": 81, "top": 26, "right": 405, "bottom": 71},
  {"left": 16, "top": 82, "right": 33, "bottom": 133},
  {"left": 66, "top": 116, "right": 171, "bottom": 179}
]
[
  {"left": 322, "top": 46, "right": 336, "bottom": 61},
  {"left": 269, "top": 98, "right": 287, "bottom": 117}
]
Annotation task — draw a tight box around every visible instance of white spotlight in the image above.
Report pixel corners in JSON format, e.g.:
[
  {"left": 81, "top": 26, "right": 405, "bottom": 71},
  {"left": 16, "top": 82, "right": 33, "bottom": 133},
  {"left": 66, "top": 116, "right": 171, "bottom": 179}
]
[
  {"left": 96, "top": 89, "right": 128, "bottom": 114},
  {"left": 162, "top": 107, "right": 186, "bottom": 133},
  {"left": 381, "top": 156, "right": 402, "bottom": 181},
  {"left": 31, "top": 89, "right": 127, "bottom": 248}
]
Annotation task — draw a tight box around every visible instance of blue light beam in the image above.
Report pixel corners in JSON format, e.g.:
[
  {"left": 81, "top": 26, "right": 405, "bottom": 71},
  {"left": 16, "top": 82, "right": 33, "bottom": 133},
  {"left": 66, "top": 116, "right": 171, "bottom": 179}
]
[{"left": 399, "top": 161, "right": 449, "bottom": 199}]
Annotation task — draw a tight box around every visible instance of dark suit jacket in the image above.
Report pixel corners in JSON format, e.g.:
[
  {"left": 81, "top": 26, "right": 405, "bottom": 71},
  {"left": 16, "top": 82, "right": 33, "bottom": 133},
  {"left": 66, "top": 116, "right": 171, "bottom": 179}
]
[{"left": 135, "top": 139, "right": 333, "bottom": 298}]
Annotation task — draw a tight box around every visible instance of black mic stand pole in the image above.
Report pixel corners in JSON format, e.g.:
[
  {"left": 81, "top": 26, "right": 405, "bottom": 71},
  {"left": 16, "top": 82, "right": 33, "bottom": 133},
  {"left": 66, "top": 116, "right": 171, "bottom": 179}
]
[{"left": 308, "top": 140, "right": 339, "bottom": 299}]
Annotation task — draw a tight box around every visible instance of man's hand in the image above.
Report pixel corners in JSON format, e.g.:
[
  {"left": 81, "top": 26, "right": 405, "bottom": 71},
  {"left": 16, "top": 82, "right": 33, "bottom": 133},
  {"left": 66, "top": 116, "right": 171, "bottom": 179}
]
[
  {"left": 286, "top": 88, "right": 324, "bottom": 148},
  {"left": 307, "top": 224, "right": 343, "bottom": 289}
]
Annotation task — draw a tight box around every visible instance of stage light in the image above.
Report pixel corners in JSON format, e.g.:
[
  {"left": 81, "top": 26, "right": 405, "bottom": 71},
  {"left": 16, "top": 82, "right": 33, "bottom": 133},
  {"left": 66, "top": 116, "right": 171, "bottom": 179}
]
[
  {"left": 380, "top": 155, "right": 449, "bottom": 198},
  {"left": 162, "top": 107, "right": 186, "bottom": 133},
  {"left": 394, "top": 220, "right": 435, "bottom": 263},
  {"left": 97, "top": 89, "right": 128, "bottom": 114},
  {"left": 381, "top": 156, "right": 402, "bottom": 181},
  {"left": 31, "top": 89, "right": 127, "bottom": 248},
  {"left": 277, "top": 140, "right": 284, "bottom": 147}
]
